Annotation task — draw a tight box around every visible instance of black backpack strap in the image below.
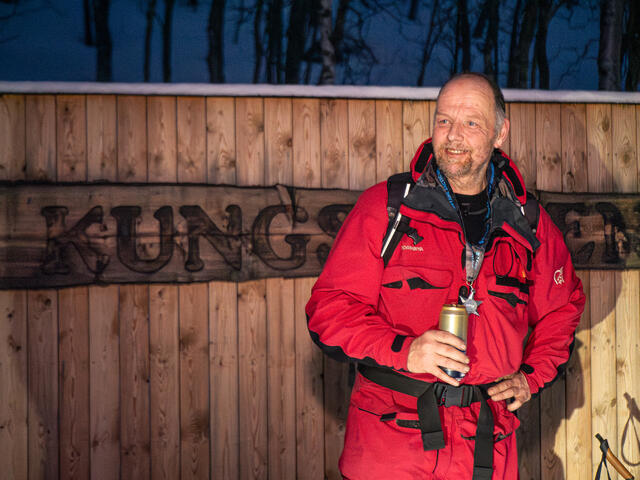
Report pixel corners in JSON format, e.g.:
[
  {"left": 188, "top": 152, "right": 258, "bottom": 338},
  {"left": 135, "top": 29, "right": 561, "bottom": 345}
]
[
  {"left": 381, "top": 173, "right": 422, "bottom": 266},
  {"left": 523, "top": 191, "right": 540, "bottom": 233}
]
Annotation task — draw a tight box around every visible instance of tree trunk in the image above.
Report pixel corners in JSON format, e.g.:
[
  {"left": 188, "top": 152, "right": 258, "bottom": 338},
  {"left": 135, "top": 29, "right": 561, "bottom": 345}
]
[
  {"left": 319, "top": 0, "right": 335, "bottom": 84},
  {"left": 285, "top": 0, "right": 308, "bottom": 83},
  {"left": 144, "top": 0, "right": 157, "bottom": 82},
  {"left": 624, "top": 0, "right": 640, "bottom": 91},
  {"left": 598, "top": 0, "right": 624, "bottom": 90},
  {"left": 534, "top": 3, "right": 551, "bottom": 89},
  {"left": 162, "top": 0, "right": 175, "bottom": 82},
  {"left": 474, "top": 0, "right": 500, "bottom": 78},
  {"left": 507, "top": 0, "right": 537, "bottom": 88},
  {"left": 454, "top": 0, "right": 471, "bottom": 72},
  {"left": 266, "top": 0, "right": 284, "bottom": 83},
  {"left": 84, "top": 0, "right": 94, "bottom": 46},
  {"left": 417, "top": 0, "right": 441, "bottom": 85},
  {"left": 253, "top": 0, "right": 264, "bottom": 83},
  {"left": 92, "top": 0, "right": 112, "bottom": 81},
  {"left": 207, "top": 0, "right": 226, "bottom": 83}
]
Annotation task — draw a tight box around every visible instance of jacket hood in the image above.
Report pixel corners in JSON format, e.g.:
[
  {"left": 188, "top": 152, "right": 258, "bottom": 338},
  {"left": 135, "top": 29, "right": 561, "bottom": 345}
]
[{"left": 409, "top": 138, "right": 529, "bottom": 207}]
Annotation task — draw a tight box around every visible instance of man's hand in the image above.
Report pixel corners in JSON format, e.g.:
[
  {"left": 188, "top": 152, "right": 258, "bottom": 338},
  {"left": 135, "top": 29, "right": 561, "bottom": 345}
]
[
  {"left": 487, "top": 371, "right": 531, "bottom": 411},
  {"left": 407, "top": 330, "right": 469, "bottom": 386}
]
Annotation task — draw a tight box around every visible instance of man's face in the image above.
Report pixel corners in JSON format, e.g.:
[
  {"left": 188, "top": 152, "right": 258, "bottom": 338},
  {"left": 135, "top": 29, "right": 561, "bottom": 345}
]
[{"left": 431, "top": 77, "right": 509, "bottom": 193}]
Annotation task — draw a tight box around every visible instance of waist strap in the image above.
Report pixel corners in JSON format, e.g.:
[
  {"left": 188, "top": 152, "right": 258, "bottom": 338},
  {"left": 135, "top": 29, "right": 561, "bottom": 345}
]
[{"left": 358, "top": 364, "right": 495, "bottom": 480}]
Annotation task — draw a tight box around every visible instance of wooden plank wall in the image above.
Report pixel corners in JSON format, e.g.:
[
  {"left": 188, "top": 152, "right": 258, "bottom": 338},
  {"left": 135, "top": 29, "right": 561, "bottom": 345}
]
[{"left": 1, "top": 93, "right": 639, "bottom": 480}]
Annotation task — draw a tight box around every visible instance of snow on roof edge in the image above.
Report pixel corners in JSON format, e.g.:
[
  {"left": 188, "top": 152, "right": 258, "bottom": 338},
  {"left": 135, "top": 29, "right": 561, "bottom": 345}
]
[{"left": 2, "top": 81, "right": 640, "bottom": 103}]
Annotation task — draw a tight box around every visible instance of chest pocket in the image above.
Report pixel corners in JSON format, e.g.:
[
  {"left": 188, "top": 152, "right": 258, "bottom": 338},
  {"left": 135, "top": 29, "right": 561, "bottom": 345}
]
[
  {"left": 486, "top": 240, "right": 531, "bottom": 309},
  {"left": 379, "top": 265, "right": 454, "bottom": 336}
]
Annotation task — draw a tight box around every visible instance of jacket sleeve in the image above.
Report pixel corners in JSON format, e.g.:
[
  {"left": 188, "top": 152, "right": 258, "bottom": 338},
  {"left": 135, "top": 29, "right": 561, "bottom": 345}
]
[
  {"left": 305, "top": 183, "right": 414, "bottom": 371},
  {"left": 521, "top": 206, "right": 586, "bottom": 395}
]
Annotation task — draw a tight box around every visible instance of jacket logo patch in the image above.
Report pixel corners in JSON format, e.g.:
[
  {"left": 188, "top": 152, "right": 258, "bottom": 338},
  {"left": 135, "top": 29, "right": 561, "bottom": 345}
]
[
  {"left": 401, "top": 244, "right": 424, "bottom": 252},
  {"left": 553, "top": 267, "right": 565, "bottom": 285}
]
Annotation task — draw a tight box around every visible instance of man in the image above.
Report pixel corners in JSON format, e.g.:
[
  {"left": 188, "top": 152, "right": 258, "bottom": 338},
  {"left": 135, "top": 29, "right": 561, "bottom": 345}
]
[{"left": 306, "top": 73, "right": 585, "bottom": 479}]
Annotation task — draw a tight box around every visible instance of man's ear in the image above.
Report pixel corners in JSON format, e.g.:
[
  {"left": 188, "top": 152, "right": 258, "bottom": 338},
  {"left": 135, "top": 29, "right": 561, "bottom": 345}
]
[{"left": 493, "top": 118, "right": 510, "bottom": 149}]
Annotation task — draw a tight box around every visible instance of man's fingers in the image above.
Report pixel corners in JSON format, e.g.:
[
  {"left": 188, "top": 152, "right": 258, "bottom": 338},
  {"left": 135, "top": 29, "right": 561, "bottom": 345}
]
[
  {"left": 434, "top": 353, "right": 469, "bottom": 375},
  {"left": 433, "top": 330, "right": 467, "bottom": 351},
  {"left": 430, "top": 367, "right": 461, "bottom": 387}
]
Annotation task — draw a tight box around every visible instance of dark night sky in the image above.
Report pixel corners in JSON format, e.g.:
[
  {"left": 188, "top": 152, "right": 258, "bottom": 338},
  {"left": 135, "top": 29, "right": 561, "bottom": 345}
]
[{"left": 0, "top": 0, "right": 600, "bottom": 89}]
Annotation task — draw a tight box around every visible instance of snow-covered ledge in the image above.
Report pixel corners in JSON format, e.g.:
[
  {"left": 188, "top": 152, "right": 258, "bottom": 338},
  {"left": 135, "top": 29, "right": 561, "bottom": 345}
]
[{"left": 2, "top": 81, "right": 640, "bottom": 103}]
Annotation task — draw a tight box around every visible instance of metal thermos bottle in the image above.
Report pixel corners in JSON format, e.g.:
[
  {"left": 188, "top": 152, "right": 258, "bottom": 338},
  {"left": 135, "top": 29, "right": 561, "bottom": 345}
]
[{"left": 438, "top": 304, "right": 469, "bottom": 379}]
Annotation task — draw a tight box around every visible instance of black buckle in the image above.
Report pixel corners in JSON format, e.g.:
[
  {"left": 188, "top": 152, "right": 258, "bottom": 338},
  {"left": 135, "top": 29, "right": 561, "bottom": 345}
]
[{"left": 444, "top": 385, "right": 464, "bottom": 407}]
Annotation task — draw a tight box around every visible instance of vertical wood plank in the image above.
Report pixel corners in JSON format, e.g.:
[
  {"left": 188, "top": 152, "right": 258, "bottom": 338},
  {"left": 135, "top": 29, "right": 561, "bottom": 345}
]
[
  {"left": 266, "top": 278, "right": 296, "bottom": 479},
  {"left": 265, "top": 97, "right": 293, "bottom": 185},
  {"left": 209, "top": 281, "right": 239, "bottom": 479},
  {"left": 561, "top": 104, "right": 587, "bottom": 193},
  {"left": 566, "top": 271, "right": 591, "bottom": 480},
  {"left": 206, "top": 97, "right": 236, "bottom": 184},
  {"left": 26, "top": 95, "right": 57, "bottom": 181},
  {"left": 238, "top": 280, "right": 268, "bottom": 480},
  {"left": 0, "top": 291, "right": 28, "bottom": 480},
  {"left": 586, "top": 104, "right": 613, "bottom": 193},
  {"left": 89, "top": 285, "right": 120, "bottom": 480},
  {"left": 59, "top": 287, "right": 90, "bottom": 480},
  {"left": 292, "top": 98, "right": 321, "bottom": 188},
  {"left": 235, "top": 98, "right": 264, "bottom": 186},
  {"left": 56, "top": 95, "right": 87, "bottom": 182},
  {"left": 149, "top": 285, "right": 179, "bottom": 480},
  {"left": 611, "top": 104, "right": 638, "bottom": 193},
  {"left": 348, "top": 99, "right": 376, "bottom": 190},
  {"left": 179, "top": 283, "right": 210, "bottom": 480},
  {"left": 402, "top": 100, "right": 430, "bottom": 172},
  {"left": 87, "top": 95, "right": 117, "bottom": 182},
  {"left": 117, "top": 96, "right": 148, "bottom": 182},
  {"left": 375, "top": 100, "right": 403, "bottom": 182},
  {"left": 509, "top": 104, "right": 537, "bottom": 203},
  {"left": 536, "top": 103, "right": 562, "bottom": 192},
  {"left": 0, "top": 95, "right": 26, "bottom": 180},
  {"left": 615, "top": 271, "right": 640, "bottom": 466},
  {"left": 517, "top": 398, "right": 541, "bottom": 480},
  {"left": 294, "top": 277, "right": 324, "bottom": 480},
  {"left": 28, "top": 289, "right": 59, "bottom": 480},
  {"left": 177, "top": 97, "right": 207, "bottom": 183},
  {"left": 320, "top": 99, "right": 348, "bottom": 189},
  {"left": 590, "top": 270, "right": 617, "bottom": 477},
  {"left": 147, "top": 97, "right": 177, "bottom": 183},
  {"left": 119, "top": 284, "right": 150, "bottom": 480}
]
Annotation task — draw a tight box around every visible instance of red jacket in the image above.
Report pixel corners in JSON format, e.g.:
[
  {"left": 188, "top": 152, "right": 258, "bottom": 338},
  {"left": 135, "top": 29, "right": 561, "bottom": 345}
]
[{"left": 307, "top": 140, "right": 585, "bottom": 413}]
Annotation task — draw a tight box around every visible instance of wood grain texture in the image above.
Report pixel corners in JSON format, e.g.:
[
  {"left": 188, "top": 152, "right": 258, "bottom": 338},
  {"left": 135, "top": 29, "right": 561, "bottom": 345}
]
[
  {"left": 615, "top": 271, "right": 640, "bottom": 466},
  {"left": 209, "top": 281, "right": 239, "bottom": 479},
  {"left": 540, "top": 377, "right": 567, "bottom": 480},
  {"left": 375, "top": 100, "right": 403, "bottom": 182},
  {"left": 561, "top": 104, "right": 587, "bottom": 193},
  {"left": 89, "top": 285, "right": 120, "bottom": 480},
  {"left": 320, "top": 99, "right": 348, "bottom": 189},
  {"left": 149, "top": 285, "right": 180, "bottom": 480},
  {"left": 402, "top": 100, "right": 429, "bottom": 172},
  {"left": 56, "top": 95, "right": 87, "bottom": 182},
  {"left": 119, "top": 284, "right": 151, "bottom": 479},
  {"left": 0, "top": 290, "right": 27, "bottom": 480},
  {"left": 177, "top": 97, "right": 207, "bottom": 183},
  {"left": 292, "top": 98, "right": 321, "bottom": 188},
  {"left": 294, "top": 277, "right": 324, "bottom": 480},
  {"left": 566, "top": 271, "right": 591, "bottom": 480},
  {"left": 179, "top": 283, "right": 210, "bottom": 480},
  {"left": 611, "top": 104, "right": 638, "bottom": 193},
  {"left": 586, "top": 104, "right": 613, "bottom": 193},
  {"left": 517, "top": 397, "right": 541, "bottom": 480},
  {"left": 238, "top": 280, "right": 268, "bottom": 480},
  {"left": 589, "top": 270, "right": 617, "bottom": 476},
  {"left": 266, "top": 278, "right": 296, "bottom": 479},
  {"left": 0, "top": 95, "right": 26, "bottom": 181},
  {"left": 26, "top": 95, "right": 57, "bottom": 181},
  {"left": 59, "top": 287, "right": 90, "bottom": 480},
  {"left": 536, "top": 103, "right": 562, "bottom": 192},
  {"left": 507, "top": 103, "right": 537, "bottom": 191},
  {"left": 265, "top": 97, "right": 293, "bottom": 185},
  {"left": 117, "top": 96, "right": 148, "bottom": 182},
  {"left": 236, "top": 98, "right": 265, "bottom": 186},
  {"left": 28, "top": 289, "right": 59, "bottom": 480},
  {"left": 87, "top": 95, "right": 117, "bottom": 182},
  {"left": 206, "top": 97, "right": 236, "bottom": 184},
  {"left": 147, "top": 97, "right": 177, "bottom": 183},
  {"left": 348, "top": 99, "right": 376, "bottom": 190}
]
